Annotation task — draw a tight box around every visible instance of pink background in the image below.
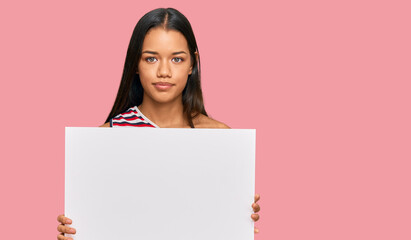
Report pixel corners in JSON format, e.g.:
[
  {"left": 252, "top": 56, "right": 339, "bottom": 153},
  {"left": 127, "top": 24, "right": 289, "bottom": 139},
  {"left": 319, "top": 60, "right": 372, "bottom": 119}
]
[{"left": 0, "top": 0, "right": 410, "bottom": 239}]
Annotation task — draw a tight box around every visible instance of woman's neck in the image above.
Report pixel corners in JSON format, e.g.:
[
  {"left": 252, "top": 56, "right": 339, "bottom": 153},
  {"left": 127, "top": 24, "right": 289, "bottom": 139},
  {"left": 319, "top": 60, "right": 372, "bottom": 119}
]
[{"left": 138, "top": 97, "right": 189, "bottom": 128}]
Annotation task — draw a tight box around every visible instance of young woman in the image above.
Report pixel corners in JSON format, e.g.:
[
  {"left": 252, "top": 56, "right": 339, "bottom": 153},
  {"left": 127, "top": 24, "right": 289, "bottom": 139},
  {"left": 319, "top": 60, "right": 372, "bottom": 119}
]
[{"left": 57, "top": 7, "right": 261, "bottom": 240}]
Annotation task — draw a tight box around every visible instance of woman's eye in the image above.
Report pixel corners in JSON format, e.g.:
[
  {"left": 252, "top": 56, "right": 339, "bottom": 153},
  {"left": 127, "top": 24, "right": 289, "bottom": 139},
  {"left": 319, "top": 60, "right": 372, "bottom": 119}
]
[
  {"left": 172, "top": 57, "right": 183, "bottom": 63},
  {"left": 145, "top": 57, "right": 157, "bottom": 63}
]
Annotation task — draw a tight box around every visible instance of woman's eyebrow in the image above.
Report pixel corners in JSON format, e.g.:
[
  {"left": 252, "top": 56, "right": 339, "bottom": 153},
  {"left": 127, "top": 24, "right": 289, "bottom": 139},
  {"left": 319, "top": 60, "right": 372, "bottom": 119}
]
[{"left": 142, "top": 50, "right": 187, "bottom": 55}]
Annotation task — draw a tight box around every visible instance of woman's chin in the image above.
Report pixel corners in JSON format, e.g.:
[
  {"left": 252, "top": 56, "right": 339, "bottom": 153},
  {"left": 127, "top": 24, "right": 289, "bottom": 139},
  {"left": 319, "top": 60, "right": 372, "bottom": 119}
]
[{"left": 151, "top": 94, "right": 183, "bottom": 105}]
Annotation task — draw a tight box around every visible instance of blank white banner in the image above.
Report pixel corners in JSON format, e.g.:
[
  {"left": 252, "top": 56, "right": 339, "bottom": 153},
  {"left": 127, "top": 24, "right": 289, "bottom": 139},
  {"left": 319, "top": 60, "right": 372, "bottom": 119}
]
[{"left": 65, "top": 127, "right": 256, "bottom": 240}]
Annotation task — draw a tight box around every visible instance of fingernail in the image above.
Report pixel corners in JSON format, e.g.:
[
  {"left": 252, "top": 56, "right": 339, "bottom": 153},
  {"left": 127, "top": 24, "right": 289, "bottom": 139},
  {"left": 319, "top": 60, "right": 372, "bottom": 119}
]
[
  {"left": 69, "top": 228, "right": 75, "bottom": 233},
  {"left": 66, "top": 219, "right": 72, "bottom": 224}
]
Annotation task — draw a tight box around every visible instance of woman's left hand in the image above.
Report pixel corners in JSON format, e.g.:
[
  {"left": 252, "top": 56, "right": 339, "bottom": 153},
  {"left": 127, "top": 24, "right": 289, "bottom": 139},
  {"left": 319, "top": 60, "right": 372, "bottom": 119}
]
[{"left": 251, "top": 193, "right": 261, "bottom": 233}]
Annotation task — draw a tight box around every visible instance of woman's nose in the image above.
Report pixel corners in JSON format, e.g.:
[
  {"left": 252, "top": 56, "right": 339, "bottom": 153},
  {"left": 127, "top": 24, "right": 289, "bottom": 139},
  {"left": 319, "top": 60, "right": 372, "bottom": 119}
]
[{"left": 157, "top": 60, "right": 171, "bottom": 78}]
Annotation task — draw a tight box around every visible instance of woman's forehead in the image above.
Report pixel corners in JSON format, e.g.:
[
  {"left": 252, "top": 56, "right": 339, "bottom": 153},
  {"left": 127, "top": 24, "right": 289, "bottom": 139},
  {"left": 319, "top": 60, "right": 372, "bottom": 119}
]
[{"left": 142, "top": 27, "right": 189, "bottom": 53}]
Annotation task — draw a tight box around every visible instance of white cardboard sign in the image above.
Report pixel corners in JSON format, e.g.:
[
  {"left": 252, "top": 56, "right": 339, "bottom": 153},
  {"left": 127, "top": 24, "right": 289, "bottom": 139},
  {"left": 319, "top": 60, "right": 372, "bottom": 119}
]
[{"left": 65, "top": 127, "right": 256, "bottom": 240}]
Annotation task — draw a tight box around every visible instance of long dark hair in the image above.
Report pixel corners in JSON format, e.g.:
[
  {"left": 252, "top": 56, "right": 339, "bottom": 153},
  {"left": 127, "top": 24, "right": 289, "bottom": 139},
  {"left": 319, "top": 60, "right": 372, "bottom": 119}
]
[{"left": 104, "top": 8, "right": 207, "bottom": 128}]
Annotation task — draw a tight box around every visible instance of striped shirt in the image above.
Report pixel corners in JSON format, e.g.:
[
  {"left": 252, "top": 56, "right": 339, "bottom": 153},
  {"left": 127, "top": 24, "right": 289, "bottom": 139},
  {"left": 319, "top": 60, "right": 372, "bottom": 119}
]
[{"left": 110, "top": 106, "right": 160, "bottom": 128}]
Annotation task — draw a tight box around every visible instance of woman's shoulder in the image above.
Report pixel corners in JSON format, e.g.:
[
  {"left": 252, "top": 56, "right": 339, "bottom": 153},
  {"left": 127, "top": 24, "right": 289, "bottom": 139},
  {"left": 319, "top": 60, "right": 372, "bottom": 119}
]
[
  {"left": 99, "top": 122, "right": 111, "bottom": 127},
  {"left": 193, "top": 114, "right": 230, "bottom": 129}
]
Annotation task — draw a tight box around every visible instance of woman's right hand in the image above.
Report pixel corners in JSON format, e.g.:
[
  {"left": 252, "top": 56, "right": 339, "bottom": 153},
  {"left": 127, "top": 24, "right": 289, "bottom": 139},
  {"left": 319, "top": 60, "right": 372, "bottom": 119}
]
[{"left": 57, "top": 214, "right": 76, "bottom": 240}]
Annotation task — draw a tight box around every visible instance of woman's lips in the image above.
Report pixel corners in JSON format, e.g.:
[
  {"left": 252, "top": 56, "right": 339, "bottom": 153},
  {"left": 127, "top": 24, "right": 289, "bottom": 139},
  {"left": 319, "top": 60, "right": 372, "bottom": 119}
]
[{"left": 153, "top": 82, "right": 174, "bottom": 91}]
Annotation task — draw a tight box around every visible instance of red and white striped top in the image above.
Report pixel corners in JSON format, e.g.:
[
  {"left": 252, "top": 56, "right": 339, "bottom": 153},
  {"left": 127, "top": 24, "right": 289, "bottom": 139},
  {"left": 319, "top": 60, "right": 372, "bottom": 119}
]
[{"left": 110, "top": 106, "right": 160, "bottom": 128}]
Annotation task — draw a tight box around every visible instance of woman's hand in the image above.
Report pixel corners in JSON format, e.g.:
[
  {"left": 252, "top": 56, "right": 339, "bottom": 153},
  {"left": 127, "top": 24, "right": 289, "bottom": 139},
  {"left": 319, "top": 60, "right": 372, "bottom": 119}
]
[
  {"left": 57, "top": 214, "right": 76, "bottom": 240},
  {"left": 251, "top": 194, "right": 261, "bottom": 233}
]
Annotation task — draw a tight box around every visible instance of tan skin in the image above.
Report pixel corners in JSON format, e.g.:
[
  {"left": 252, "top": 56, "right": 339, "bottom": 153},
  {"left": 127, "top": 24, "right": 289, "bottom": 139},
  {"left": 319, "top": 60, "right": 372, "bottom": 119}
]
[{"left": 57, "top": 26, "right": 261, "bottom": 240}]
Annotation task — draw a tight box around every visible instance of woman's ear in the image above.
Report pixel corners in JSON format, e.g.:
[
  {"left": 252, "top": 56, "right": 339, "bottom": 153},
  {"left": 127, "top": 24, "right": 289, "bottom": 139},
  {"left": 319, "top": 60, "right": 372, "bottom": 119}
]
[
  {"left": 194, "top": 51, "right": 199, "bottom": 62},
  {"left": 189, "top": 51, "right": 199, "bottom": 75}
]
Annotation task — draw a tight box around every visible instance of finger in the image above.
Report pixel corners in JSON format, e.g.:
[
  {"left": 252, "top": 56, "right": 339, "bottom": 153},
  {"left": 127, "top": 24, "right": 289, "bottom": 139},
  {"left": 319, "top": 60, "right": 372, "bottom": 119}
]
[
  {"left": 57, "top": 233, "right": 64, "bottom": 240},
  {"left": 59, "top": 225, "right": 76, "bottom": 234},
  {"left": 252, "top": 203, "right": 260, "bottom": 213},
  {"left": 254, "top": 227, "right": 259, "bottom": 233},
  {"left": 254, "top": 194, "right": 260, "bottom": 203},
  {"left": 57, "top": 233, "right": 73, "bottom": 240},
  {"left": 57, "top": 224, "right": 76, "bottom": 234},
  {"left": 251, "top": 213, "right": 260, "bottom": 221},
  {"left": 57, "top": 215, "right": 72, "bottom": 224},
  {"left": 57, "top": 214, "right": 64, "bottom": 223}
]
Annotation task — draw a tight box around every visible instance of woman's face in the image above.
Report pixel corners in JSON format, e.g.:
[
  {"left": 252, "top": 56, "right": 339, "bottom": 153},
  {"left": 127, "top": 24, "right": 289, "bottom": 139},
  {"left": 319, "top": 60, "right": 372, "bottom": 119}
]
[{"left": 137, "top": 26, "right": 193, "bottom": 105}]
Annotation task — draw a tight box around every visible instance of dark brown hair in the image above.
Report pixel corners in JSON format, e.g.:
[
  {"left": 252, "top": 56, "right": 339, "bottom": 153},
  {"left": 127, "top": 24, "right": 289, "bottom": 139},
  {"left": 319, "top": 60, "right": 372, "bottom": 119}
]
[{"left": 104, "top": 8, "right": 207, "bottom": 128}]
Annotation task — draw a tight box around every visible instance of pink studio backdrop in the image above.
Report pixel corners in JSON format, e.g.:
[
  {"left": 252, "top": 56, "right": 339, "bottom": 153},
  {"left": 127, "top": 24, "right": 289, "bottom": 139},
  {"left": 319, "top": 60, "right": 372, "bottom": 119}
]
[{"left": 0, "top": 0, "right": 410, "bottom": 239}]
